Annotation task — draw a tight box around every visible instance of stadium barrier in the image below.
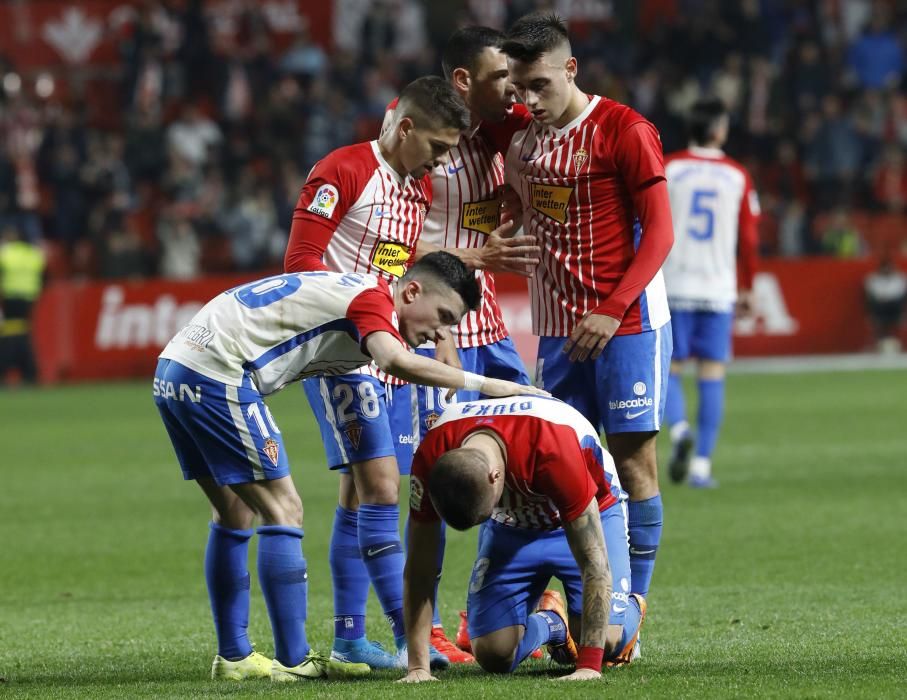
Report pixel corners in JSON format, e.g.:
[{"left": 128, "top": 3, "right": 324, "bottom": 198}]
[{"left": 31, "top": 258, "right": 906, "bottom": 383}]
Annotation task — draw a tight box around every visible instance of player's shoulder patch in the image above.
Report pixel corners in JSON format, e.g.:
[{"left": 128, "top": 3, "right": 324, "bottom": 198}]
[{"left": 307, "top": 183, "right": 340, "bottom": 218}]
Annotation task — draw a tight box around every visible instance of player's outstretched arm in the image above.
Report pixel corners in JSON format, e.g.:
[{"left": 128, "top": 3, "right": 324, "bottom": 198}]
[
  {"left": 398, "top": 519, "right": 442, "bottom": 683},
  {"left": 557, "top": 498, "right": 612, "bottom": 681},
  {"left": 366, "top": 332, "right": 548, "bottom": 398}
]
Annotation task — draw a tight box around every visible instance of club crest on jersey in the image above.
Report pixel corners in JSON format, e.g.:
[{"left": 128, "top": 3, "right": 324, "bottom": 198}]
[
  {"left": 263, "top": 438, "right": 280, "bottom": 466},
  {"left": 371, "top": 240, "right": 411, "bottom": 278},
  {"left": 529, "top": 182, "right": 573, "bottom": 224},
  {"left": 307, "top": 184, "right": 339, "bottom": 218},
  {"left": 345, "top": 422, "right": 363, "bottom": 450},
  {"left": 461, "top": 199, "right": 499, "bottom": 235},
  {"left": 424, "top": 412, "right": 440, "bottom": 430},
  {"left": 573, "top": 147, "right": 589, "bottom": 172}
]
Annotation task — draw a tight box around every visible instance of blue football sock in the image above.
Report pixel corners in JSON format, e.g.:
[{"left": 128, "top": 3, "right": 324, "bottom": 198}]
[
  {"left": 358, "top": 503, "right": 405, "bottom": 640},
  {"left": 204, "top": 522, "right": 254, "bottom": 660},
  {"left": 665, "top": 371, "right": 687, "bottom": 428},
  {"left": 696, "top": 378, "right": 725, "bottom": 458},
  {"left": 510, "top": 612, "right": 558, "bottom": 671},
  {"left": 257, "top": 525, "right": 309, "bottom": 667},
  {"left": 628, "top": 495, "right": 663, "bottom": 598},
  {"left": 614, "top": 595, "right": 643, "bottom": 658},
  {"left": 406, "top": 515, "right": 447, "bottom": 628},
  {"left": 329, "top": 506, "right": 369, "bottom": 641}
]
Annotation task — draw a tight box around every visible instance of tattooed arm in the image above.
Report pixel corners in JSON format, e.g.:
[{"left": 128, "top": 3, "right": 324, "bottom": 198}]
[{"left": 558, "top": 497, "right": 611, "bottom": 680}]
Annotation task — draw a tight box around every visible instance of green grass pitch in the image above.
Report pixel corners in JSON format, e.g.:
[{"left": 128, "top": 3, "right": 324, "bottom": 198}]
[{"left": 1, "top": 369, "right": 905, "bottom": 698}]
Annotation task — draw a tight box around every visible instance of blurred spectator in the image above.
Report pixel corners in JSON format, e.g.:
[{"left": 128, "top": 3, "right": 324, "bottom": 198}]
[
  {"left": 873, "top": 144, "right": 907, "bottom": 212},
  {"left": 846, "top": 12, "right": 904, "bottom": 89},
  {"left": 157, "top": 213, "right": 201, "bottom": 279},
  {"left": 0, "top": 224, "right": 45, "bottom": 384},
  {"left": 803, "top": 95, "right": 863, "bottom": 208},
  {"left": 819, "top": 206, "right": 865, "bottom": 258},
  {"left": 864, "top": 255, "right": 907, "bottom": 352},
  {"left": 166, "top": 103, "right": 222, "bottom": 168},
  {"left": 97, "top": 220, "right": 151, "bottom": 279}
]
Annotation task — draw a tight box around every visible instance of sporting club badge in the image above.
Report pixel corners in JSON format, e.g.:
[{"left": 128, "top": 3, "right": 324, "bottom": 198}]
[
  {"left": 424, "top": 412, "right": 440, "bottom": 430},
  {"left": 345, "top": 422, "right": 363, "bottom": 450},
  {"left": 263, "top": 438, "right": 280, "bottom": 466},
  {"left": 573, "top": 147, "right": 588, "bottom": 172}
]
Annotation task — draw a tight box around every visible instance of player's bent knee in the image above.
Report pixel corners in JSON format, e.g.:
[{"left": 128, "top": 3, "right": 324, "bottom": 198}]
[{"left": 472, "top": 631, "right": 519, "bottom": 674}]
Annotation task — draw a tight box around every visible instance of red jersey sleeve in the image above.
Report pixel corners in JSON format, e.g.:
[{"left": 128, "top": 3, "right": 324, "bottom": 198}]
[
  {"left": 344, "top": 278, "right": 405, "bottom": 351},
  {"left": 409, "top": 431, "right": 444, "bottom": 523},
  {"left": 593, "top": 177, "right": 674, "bottom": 321},
  {"left": 737, "top": 173, "right": 760, "bottom": 291},
  {"left": 285, "top": 148, "right": 365, "bottom": 272},
  {"left": 479, "top": 104, "right": 532, "bottom": 156},
  {"left": 533, "top": 425, "right": 597, "bottom": 523},
  {"left": 613, "top": 121, "right": 667, "bottom": 191}
]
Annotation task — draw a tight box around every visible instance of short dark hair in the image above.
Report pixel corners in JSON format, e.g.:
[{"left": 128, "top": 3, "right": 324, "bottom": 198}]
[
  {"left": 428, "top": 448, "right": 496, "bottom": 530},
  {"left": 404, "top": 251, "right": 481, "bottom": 312},
  {"left": 441, "top": 26, "right": 504, "bottom": 80},
  {"left": 501, "top": 12, "right": 570, "bottom": 64},
  {"left": 397, "top": 76, "right": 470, "bottom": 131},
  {"left": 688, "top": 98, "right": 728, "bottom": 145}
]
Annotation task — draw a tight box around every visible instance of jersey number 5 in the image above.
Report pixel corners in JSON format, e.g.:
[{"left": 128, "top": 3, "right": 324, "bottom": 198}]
[{"left": 688, "top": 190, "right": 717, "bottom": 241}]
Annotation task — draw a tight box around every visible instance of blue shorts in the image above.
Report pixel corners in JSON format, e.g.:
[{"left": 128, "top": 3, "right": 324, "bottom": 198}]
[
  {"left": 153, "top": 359, "right": 291, "bottom": 486},
  {"left": 466, "top": 505, "right": 631, "bottom": 639},
  {"left": 535, "top": 325, "right": 672, "bottom": 434},
  {"left": 412, "top": 336, "right": 532, "bottom": 438},
  {"left": 669, "top": 309, "right": 734, "bottom": 362},
  {"left": 303, "top": 375, "right": 416, "bottom": 473}
]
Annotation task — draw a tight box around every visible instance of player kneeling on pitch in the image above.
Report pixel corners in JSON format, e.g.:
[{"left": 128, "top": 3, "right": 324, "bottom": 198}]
[
  {"left": 401, "top": 397, "right": 646, "bottom": 682},
  {"left": 152, "top": 252, "right": 546, "bottom": 682}
]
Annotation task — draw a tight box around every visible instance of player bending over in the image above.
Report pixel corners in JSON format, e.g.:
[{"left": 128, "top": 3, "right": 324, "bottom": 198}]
[
  {"left": 401, "top": 397, "right": 645, "bottom": 682},
  {"left": 152, "top": 253, "right": 545, "bottom": 682}
]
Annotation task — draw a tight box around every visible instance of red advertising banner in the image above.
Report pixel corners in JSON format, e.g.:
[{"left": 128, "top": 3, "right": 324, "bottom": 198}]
[{"left": 30, "top": 258, "right": 907, "bottom": 384}]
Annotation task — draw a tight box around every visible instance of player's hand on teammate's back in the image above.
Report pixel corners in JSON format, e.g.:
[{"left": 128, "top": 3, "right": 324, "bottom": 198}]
[
  {"left": 481, "top": 377, "right": 550, "bottom": 398},
  {"left": 397, "top": 669, "right": 439, "bottom": 683},
  {"left": 479, "top": 219, "right": 540, "bottom": 277},
  {"left": 554, "top": 668, "right": 603, "bottom": 681},
  {"left": 564, "top": 312, "right": 621, "bottom": 362}
]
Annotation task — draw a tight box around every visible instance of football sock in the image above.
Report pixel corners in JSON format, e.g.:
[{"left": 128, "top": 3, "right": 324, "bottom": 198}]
[
  {"left": 329, "top": 506, "right": 369, "bottom": 641},
  {"left": 405, "top": 514, "right": 447, "bottom": 628},
  {"left": 204, "top": 522, "right": 254, "bottom": 661},
  {"left": 510, "top": 611, "right": 560, "bottom": 670},
  {"left": 665, "top": 371, "right": 687, "bottom": 428},
  {"left": 696, "top": 378, "right": 725, "bottom": 458},
  {"left": 690, "top": 456, "right": 713, "bottom": 480},
  {"left": 358, "top": 503, "right": 405, "bottom": 640},
  {"left": 614, "top": 594, "right": 643, "bottom": 659},
  {"left": 257, "top": 525, "right": 309, "bottom": 667},
  {"left": 628, "top": 495, "right": 663, "bottom": 598}
]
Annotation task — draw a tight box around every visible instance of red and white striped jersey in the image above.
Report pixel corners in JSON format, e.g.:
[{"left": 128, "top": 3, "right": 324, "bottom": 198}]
[
  {"left": 285, "top": 140, "right": 432, "bottom": 383},
  {"left": 286, "top": 140, "right": 431, "bottom": 281},
  {"left": 409, "top": 397, "right": 623, "bottom": 531},
  {"left": 484, "top": 97, "right": 671, "bottom": 337},
  {"left": 423, "top": 129, "right": 509, "bottom": 348},
  {"left": 663, "top": 146, "right": 760, "bottom": 311}
]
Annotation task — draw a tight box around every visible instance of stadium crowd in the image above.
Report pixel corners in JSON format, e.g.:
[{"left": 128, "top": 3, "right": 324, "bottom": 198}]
[{"left": 1, "top": 0, "right": 905, "bottom": 281}]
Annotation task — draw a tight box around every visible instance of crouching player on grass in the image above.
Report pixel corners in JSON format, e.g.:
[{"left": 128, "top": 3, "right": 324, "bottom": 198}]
[
  {"left": 152, "top": 252, "right": 546, "bottom": 682},
  {"left": 401, "top": 397, "right": 646, "bottom": 682}
]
